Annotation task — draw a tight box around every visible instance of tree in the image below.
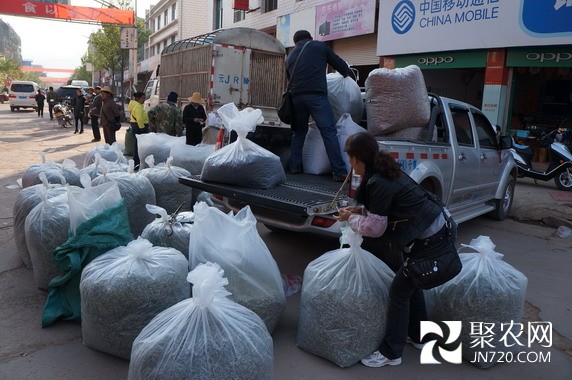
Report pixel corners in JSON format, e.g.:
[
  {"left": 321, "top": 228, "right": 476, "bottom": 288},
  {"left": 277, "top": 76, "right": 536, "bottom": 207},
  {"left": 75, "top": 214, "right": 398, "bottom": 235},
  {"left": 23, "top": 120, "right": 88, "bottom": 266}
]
[
  {"left": 72, "top": 57, "right": 94, "bottom": 84},
  {"left": 0, "top": 57, "right": 23, "bottom": 83}
]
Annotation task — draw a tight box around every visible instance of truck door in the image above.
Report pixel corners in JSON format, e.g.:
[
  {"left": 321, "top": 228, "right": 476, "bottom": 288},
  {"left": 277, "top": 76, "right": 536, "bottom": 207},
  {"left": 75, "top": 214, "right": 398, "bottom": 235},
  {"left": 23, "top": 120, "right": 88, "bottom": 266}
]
[
  {"left": 471, "top": 109, "right": 503, "bottom": 201},
  {"left": 212, "top": 44, "right": 250, "bottom": 108},
  {"left": 448, "top": 104, "right": 481, "bottom": 209}
]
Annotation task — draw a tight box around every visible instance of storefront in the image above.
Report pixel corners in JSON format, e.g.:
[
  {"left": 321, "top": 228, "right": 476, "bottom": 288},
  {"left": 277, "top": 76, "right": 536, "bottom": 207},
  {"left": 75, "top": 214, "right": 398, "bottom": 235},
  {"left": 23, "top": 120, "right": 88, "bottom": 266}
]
[
  {"left": 506, "top": 46, "right": 572, "bottom": 136},
  {"left": 394, "top": 50, "right": 487, "bottom": 108}
]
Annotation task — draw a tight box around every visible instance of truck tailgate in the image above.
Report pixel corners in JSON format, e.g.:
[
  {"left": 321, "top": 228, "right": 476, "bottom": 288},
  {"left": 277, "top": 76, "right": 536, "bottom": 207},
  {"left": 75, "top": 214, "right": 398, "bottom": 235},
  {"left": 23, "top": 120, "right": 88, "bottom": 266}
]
[{"left": 179, "top": 173, "right": 349, "bottom": 215}]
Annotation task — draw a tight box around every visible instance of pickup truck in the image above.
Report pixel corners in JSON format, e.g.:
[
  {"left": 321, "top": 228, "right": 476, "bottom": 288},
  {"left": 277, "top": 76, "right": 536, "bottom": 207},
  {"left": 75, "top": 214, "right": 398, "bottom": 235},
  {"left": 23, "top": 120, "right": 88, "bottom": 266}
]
[{"left": 179, "top": 94, "right": 517, "bottom": 237}]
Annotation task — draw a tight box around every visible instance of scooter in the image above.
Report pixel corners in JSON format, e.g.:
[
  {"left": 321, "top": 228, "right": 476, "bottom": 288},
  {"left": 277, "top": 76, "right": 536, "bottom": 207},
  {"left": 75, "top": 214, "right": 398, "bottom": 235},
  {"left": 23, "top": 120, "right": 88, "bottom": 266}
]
[
  {"left": 53, "top": 99, "right": 74, "bottom": 128},
  {"left": 510, "top": 129, "right": 572, "bottom": 191}
]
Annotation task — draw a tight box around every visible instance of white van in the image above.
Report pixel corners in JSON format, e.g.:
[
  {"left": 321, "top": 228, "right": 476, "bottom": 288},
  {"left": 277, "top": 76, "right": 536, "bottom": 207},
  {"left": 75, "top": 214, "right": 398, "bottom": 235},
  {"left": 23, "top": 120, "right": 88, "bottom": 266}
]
[
  {"left": 143, "top": 77, "right": 160, "bottom": 111},
  {"left": 9, "top": 81, "right": 40, "bottom": 112}
]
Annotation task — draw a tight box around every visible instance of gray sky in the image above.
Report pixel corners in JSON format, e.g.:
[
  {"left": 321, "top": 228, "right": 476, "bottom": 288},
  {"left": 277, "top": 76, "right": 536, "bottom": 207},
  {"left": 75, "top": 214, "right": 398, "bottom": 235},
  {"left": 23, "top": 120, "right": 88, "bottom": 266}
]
[{"left": 1, "top": 0, "right": 152, "bottom": 77}]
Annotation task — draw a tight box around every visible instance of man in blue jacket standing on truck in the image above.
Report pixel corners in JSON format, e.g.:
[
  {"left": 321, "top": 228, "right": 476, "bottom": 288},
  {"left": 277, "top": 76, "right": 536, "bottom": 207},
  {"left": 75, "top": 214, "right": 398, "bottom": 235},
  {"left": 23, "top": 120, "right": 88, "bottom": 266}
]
[{"left": 286, "top": 30, "right": 350, "bottom": 182}]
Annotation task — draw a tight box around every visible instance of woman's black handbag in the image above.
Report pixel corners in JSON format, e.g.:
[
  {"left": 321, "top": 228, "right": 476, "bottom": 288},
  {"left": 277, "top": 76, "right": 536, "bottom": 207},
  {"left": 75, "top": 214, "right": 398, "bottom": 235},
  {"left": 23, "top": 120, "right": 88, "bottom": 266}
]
[
  {"left": 111, "top": 117, "right": 122, "bottom": 131},
  {"left": 403, "top": 241, "right": 462, "bottom": 290},
  {"left": 278, "top": 41, "right": 310, "bottom": 126}
]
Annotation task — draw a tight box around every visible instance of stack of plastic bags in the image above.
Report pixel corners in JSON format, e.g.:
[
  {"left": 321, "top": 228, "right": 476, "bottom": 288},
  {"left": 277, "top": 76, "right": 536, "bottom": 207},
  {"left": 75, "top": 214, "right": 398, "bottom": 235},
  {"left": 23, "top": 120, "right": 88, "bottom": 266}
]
[
  {"left": 425, "top": 236, "right": 528, "bottom": 368},
  {"left": 201, "top": 103, "right": 285, "bottom": 189},
  {"left": 22, "top": 154, "right": 81, "bottom": 188},
  {"left": 327, "top": 72, "right": 363, "bottom": 126},
  {"left": 189, "top": 202, "right": 286, "bottom": 333},
  {"left": 83, "top": 142, "right": 127, "bottom": 168},
  {"left": 128, "top": 262, "right": 273, "bottom": 380},
  {"left": 80, "top": 238, "right": 189, "bottom": 359},
  {"left": 136, "top": 133, "right": 186, "bottom": 169},
  {"left": 297, "top": 226, "right": 394, "bottom": 367}
]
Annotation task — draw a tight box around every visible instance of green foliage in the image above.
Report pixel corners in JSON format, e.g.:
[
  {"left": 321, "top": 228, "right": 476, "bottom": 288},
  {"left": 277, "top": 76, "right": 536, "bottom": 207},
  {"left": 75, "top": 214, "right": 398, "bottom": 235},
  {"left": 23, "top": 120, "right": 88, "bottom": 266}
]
[{"left": 0, "top": 57, "right": 23, "bottom": 82}]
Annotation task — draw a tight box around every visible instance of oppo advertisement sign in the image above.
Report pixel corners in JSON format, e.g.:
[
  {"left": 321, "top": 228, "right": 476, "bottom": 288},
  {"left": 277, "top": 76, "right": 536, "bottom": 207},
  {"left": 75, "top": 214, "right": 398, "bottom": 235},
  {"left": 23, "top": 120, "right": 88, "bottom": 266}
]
[{"left": 378, "top": 0, "right": 572, "bottom": 56}]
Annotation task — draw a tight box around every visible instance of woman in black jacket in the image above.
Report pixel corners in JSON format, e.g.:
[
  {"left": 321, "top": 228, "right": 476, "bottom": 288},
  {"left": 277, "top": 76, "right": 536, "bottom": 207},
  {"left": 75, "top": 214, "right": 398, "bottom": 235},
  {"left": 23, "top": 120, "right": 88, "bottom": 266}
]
[
  {"left": 336, "top": 132, "right": 456, "bottom": 368},
  {"left": 72, "top": 89, "right": 86, "bottom": 134}
]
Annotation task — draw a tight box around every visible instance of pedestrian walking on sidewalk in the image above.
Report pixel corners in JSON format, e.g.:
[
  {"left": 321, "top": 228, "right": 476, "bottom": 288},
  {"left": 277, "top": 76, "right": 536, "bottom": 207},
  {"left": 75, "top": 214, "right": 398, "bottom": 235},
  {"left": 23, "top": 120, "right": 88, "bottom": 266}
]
[
  {"left": 46, "top": 87, "right": 57, "bottom": 120},
  {"left": 35, "top": 90, "right": 45, "bottom": 118},
  {"left": 128, "top": 92, "right": 150, "bottom": 169},
  {"left": 99, "top": 86, "right": 120, "bottom": 145}
]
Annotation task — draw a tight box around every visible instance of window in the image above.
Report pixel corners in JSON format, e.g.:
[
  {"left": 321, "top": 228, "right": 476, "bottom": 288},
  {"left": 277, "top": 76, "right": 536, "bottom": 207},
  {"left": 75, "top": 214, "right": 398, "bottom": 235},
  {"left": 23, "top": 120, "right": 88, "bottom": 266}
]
[
  {"left": 234, "top": 9, "right": 245, "bottom": 23},
  {"left": 472, "top": 110, "right": 498, "bottom": 148},
  {"left": 450, "top": 106, "right": 474, "bottom": 146},
  {"left": 171, "top": 4, "right": 176, "bottom": 20},
  {"left": 164, "top": 10, "right": 168, "bottom": 26},
  {"left": 263, "top": 0, "right": 278, "bottom": 12},
  {"left": 214, "top": 0, "right": 223, "bottom": 29},
  {"left": 171, "top": 36, "right": 176, "bottom": 44},
  {"left": 157, "top": 15, "right": 161, "bottom": 30}
]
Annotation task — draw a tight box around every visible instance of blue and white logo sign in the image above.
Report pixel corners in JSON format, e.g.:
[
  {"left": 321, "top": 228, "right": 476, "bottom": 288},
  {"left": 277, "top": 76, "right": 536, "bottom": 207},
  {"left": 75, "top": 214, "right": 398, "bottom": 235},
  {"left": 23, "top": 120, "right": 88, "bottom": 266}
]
[
  {"left": 392, "top": 0, "right": 416, "bottom": 34},
  {"left": 522, "top": 0, "right": 572, "bottom": 34}
]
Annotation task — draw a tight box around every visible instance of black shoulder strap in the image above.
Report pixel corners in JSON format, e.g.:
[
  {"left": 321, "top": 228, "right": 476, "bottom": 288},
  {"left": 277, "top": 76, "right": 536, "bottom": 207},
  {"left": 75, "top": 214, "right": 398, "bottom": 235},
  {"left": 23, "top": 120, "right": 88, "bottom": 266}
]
[{"left": 287, "top": 41, "right": 311, "bottom": 91}]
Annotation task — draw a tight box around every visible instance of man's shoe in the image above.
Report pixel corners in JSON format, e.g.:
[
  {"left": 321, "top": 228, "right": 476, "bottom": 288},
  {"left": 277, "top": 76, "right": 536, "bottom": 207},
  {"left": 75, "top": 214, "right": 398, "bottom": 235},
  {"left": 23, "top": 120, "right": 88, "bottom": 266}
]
[
  {"left": 74, "top": 130, "right": 78, "bottom": 134},
  {"left": 91, "top": 139, "right": 101, "bottom": 142},
  {"left": 79, "top": 130, "right": 84, "bottom": 134},
  {"left": 333, "top": 173, "right": 348, "bottom": 182},
  {"left": 406, "top": 337, "right": 425, "bottom": 350},
  {"left": 361, "top": 351, "right": 401, "bottom": 368}
]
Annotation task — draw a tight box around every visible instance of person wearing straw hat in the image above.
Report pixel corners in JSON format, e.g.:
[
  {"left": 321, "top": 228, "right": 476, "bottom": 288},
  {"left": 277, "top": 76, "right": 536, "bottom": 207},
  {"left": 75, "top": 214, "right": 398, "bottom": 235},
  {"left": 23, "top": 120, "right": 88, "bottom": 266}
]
[
  {"left": 99, "top": 86, "right": 120, "bottom": 145},
  {"left": 182, "top": 92, "right": 207, "bottom": 145}
]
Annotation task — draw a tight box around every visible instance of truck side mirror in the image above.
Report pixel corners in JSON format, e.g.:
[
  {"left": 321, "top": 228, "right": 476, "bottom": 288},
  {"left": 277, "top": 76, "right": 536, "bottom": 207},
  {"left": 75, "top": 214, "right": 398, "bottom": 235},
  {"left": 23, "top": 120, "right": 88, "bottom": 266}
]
[{"left": 499, "top": 135, "right": 512, "bottom": 149}]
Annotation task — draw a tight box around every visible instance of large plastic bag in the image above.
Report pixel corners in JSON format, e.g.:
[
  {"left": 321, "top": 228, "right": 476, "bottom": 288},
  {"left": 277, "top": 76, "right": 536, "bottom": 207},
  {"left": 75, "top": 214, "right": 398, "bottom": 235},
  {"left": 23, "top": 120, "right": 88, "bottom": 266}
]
[
  {"left": 80, "top": 154, "right": 129, "bottom": 180},
  {"left": 302, "top": 122, "right": 331, "bottom": 175},
  {"left": 365, "top": 65, "right": 430, "bottom": 135},
  {"left": 128, "top": 262, "right": 273, "bottom": 380},
  {"left": 189, "top": 202, "right": 286, "bottom": 333},
  {"left": 137, "top": 133, "right": 185, "bottom": 169},
  {"left": 337, "top": 113, "right": 367, "bottom": 172},
  {"left": 141, "top": 204, "right": 193, "bottom": 259},
  {"left": 21, "top": 155, "right": 81, "bottom": 188},
  {"left": 170, "top": 143, "right": 215, "bottom": 175},
  {"left": 327, "top": 72, "right": 363, "bottom": 126},
  {"left": 68, "top": 173, "right": 123, "bottom": 236},
  {"left": 201, "top": 103, "right": 285, "bottom": 189},
  {"left": 92, "top": 161, "right": 156, "bottom": 237},
  {"left": 25, "top": 191, "right": 70, "bottom": 289},
  {"left": 425, "top": 236, "right": 528, "bottom": 369},
  {"left": 13, "top": 173, "right": 67, "bottom": 268},
  {"left": 139, "top": 156, "right": 194, "bottom": 213},
  {"left": 83, "top": 142, "right": 127, "bottom": 168},
  {"left": 80, "top": 238, "right": 189, "bottom": 359},
  {"left": 297, "top": 226, "right": 394, "bottom": 367}
]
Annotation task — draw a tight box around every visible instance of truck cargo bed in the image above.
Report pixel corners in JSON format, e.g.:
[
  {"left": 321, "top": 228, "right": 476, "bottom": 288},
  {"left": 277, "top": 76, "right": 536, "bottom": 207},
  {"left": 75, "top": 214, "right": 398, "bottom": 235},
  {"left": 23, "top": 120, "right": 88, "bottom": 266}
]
[{"left": 179, "top": 173, "right": 349, "bottom": 216}]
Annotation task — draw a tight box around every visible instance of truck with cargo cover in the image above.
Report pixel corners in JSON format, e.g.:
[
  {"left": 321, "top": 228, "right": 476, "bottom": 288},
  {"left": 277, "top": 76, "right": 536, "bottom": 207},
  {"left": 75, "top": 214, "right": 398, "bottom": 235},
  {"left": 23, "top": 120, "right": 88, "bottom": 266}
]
[{"left": 180, "top": 93, "right": 518, "bottom": 237}]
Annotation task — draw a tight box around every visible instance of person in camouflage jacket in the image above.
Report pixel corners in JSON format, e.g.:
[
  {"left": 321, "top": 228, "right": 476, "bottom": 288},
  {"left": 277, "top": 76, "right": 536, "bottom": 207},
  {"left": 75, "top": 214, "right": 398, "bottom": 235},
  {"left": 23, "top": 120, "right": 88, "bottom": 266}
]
[{"left": 148, "top": 91, "right": 183, "bottom": 136}]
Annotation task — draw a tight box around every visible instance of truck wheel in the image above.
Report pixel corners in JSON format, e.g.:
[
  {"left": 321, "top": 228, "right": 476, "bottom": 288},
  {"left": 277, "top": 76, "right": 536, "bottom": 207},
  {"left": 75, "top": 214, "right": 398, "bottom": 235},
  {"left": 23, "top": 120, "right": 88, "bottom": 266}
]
[
  {"left": 554, "top": 169, "right": 572, "bottom": 191},
  {"left": 489, "top": 176, "right": 515, "bottom": 220},
  {"left": 10, "top": 106, "right": 15, "bottom": 112}
]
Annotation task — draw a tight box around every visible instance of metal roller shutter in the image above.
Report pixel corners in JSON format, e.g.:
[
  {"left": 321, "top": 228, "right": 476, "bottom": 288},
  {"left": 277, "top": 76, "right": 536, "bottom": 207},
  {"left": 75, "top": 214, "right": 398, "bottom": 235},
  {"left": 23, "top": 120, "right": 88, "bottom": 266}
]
[{"left": 332, "top": 34, "right": 379, "bottom": 67}]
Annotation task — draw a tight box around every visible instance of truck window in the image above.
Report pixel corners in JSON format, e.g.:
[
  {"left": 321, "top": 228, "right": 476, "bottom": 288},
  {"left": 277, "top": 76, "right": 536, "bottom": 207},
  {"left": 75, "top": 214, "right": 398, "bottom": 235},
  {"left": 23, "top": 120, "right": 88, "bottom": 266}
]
[
  {"left": 450, "top": 106, "right": 474, "bottom": 146},
  {"left": 471, "top": 110, "right": 498, "bottom": 148}
]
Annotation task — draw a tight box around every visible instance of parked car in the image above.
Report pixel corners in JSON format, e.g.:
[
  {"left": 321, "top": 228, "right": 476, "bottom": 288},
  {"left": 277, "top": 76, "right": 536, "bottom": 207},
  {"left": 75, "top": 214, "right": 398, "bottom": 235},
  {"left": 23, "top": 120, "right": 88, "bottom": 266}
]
[
  {"left": 55, "top": 85, "right": 85, "bottom": 103},
  {"left": 8, "top": 81, "right": 40, "bottom": 112}
]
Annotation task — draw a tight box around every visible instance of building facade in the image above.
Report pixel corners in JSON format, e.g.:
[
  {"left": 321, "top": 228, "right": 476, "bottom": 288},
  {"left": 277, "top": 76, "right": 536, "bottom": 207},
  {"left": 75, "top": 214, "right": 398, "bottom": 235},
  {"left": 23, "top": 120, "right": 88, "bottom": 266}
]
[
  {"left": 0, "top": 19, "right": 22, "bottom": 64},
  {"left": 138, "top": 0, "right": 571, "bottom": 143}
]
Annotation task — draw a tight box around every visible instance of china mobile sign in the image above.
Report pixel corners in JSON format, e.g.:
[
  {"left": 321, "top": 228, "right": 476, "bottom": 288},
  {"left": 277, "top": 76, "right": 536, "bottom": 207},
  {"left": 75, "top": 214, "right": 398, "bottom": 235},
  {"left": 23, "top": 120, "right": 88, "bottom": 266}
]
[
  {"left": 0, "top": 0, "right": 134, "bottom": 25},
  {"left": 378, "top": 0, "right": 572, "bottom": 56},
  {"left": 420, "top": 321, "right": 552, "bottom": 365}
]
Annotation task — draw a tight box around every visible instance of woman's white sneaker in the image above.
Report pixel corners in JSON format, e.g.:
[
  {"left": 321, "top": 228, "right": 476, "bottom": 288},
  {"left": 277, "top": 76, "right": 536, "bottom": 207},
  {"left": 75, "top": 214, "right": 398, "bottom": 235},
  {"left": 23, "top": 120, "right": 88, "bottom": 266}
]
[{"left": 360, "top": 350, "right": 402, "bottom": 367}]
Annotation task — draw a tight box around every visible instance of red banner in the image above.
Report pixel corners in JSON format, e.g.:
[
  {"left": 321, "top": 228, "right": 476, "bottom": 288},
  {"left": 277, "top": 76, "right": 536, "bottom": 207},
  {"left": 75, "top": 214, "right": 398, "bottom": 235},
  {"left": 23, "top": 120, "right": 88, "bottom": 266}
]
[
  {"left": 232, "top": 0, "right": 249, "bottom": 11},
  {"left": 0, "top": 1, "right": 134, "bottom": 25}
]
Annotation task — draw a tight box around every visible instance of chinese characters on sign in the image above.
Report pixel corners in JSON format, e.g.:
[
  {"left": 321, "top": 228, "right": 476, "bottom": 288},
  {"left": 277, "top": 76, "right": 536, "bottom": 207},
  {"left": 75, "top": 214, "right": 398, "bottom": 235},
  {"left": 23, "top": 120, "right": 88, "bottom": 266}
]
[
  {"left": 314, "top": 0, "right": 375, "bottom": 42},
  {"left": 121, "top": 28, "right": 138, "bottom": 49}
]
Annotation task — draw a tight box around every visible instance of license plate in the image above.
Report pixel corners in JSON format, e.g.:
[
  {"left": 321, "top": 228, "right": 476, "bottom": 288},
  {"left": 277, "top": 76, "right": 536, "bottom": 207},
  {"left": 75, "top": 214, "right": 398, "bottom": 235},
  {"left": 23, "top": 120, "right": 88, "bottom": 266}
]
[{"left": 19, "top": 96, "right": 27, "bottom": 99}]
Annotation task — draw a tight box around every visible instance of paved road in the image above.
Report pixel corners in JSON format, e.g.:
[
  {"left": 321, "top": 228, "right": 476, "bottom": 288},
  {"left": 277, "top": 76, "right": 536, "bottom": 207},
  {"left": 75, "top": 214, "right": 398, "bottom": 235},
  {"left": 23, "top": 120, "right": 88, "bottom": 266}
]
[{"left": 0, "top": 103, "right": 570, "bottom": 379}]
